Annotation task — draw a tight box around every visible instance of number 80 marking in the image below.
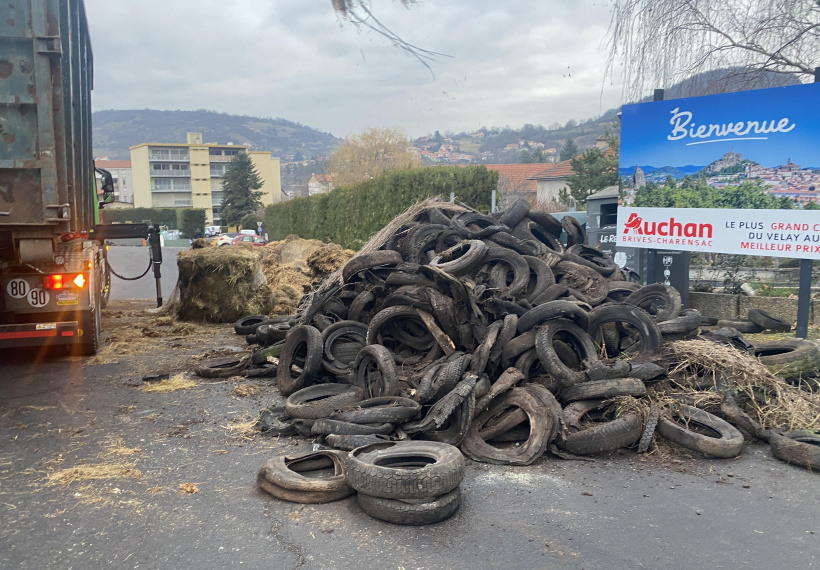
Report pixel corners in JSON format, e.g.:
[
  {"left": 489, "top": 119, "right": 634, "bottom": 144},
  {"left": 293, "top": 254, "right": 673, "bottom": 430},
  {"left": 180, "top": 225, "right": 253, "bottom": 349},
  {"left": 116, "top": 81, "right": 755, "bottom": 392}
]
[{"left": 6, "top": 278, "right": 30, "bottom": 299}]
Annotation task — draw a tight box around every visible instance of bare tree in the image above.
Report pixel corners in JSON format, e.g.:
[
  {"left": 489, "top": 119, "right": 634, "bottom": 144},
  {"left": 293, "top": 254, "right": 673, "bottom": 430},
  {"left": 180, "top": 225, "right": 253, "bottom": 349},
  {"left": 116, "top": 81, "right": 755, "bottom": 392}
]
[
  {"left": 331, "top": 0, "right": 449, "bottom": 73},
  {"left": 605, "top": 0, "right": 820, "bottom": 100}
]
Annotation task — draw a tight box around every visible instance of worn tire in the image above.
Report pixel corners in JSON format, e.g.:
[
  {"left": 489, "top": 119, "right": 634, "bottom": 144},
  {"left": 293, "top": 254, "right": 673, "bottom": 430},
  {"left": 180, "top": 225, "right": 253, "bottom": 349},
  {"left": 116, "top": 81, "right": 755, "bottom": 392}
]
[
  {"left": 311, "top": 419, "right": 395, "bottom": 436},
  {"left": 195, "top": 354, "right": 251, "bottom": 378},
  {"left": 534, "top": 319, "right": 599, "bottom": 388},
  {"left": 285, "top": 384, "right": 364, "bottom": 420},
  {"left": 330, "top": 397, "right": 422, "bottom": 424},
  {"left": 517, "top": 300, "right": 590, "bottom": 333},
  {"left": 558, "top": 400, "right": 643, "bottom": 455},
  {"left": 353, "top": 344, "right": 400, "bottom": 398},
  {"left": 752, "top": 339, "right": 820, "bottom": 382},
  {"left": 276, "top": 325, "right": 324, "bottom": 396},
  {"left": 656, "top": 405, "right": 744, "bottom": 458},
  {"left": 658, "top": 309, "right": 702, "bottom": 336},
  {"left": 234, "top": 315, "right": 271, "bottom": 336},
  {"left": 561, "top": 378, "right": 647, "bottom": 404},
  {"left": 257, "top": 450, "right": 354, "bottom": 504},
  {"left": 586, "top": 303, "right": 662, "bottom": 359},
  {"left": 769, "top": 430, "right": 820, "bottom": 470},
  {"left": 427, "top": 240, "right": 489, "bottom": 276},
  {"left": 716, "top": 319, "right": 764, "bottom": 334},
  {"left": 345, "top": 441, "right": 465, "bottom": 500},
  {"left": 624, "top": 284, "right": 682, "bottom": 323},
  {"left": 342, "top": 250, "right": 404, "bottom": 282},
  {"left": 747, "top": 309, "right": 792, "bottom": 332},
  {"left": 357, "top": 487, "right": 461, "bottom": 525}
]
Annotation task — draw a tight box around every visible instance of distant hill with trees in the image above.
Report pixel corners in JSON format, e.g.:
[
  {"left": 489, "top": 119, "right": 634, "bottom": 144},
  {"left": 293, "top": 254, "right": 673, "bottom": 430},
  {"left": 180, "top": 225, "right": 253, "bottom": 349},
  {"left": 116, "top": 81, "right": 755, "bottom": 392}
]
[{"left": 92, "top": 109, "right": 342, "bottom": 161}]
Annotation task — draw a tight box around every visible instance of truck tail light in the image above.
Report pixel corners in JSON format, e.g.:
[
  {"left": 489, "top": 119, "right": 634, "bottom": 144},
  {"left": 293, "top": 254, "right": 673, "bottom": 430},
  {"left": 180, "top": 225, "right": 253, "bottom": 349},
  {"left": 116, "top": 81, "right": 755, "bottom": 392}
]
[
  {"left": 44, "top": 274, "right": 64, "bottom": 289},
  {"left": 44, "top": 273, "right": 87, "bottom": 289}
]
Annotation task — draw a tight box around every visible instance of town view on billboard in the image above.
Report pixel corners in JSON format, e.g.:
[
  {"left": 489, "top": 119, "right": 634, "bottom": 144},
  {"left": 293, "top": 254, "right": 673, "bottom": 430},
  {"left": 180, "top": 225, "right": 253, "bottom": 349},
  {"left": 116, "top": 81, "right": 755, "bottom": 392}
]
[{"left": 618, "top": 83, "right": 820, "bottom": 210}]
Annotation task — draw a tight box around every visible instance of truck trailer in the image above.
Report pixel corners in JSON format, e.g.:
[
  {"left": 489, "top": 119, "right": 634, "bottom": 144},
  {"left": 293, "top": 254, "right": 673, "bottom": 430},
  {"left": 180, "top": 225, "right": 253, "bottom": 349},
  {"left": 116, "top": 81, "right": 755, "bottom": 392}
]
[{"left": 0, "top": 0, "right": 158, "bottom": 354}]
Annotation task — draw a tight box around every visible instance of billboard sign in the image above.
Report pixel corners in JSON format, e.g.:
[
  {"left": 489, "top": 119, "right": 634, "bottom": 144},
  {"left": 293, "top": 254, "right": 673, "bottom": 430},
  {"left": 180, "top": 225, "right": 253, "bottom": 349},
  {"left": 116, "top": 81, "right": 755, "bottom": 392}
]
[{"left": 617, "top": 83, "right": 820, "bottom": 258}]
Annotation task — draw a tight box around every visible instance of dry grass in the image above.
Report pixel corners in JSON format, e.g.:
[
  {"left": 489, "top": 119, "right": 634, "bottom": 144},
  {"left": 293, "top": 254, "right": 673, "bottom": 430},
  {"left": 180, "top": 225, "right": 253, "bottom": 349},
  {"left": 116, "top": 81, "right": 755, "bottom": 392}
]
[
  {"left": 664, "top": 339, "right": 820, "bottom": 430},
  {"left": 141, "top": 373, "right": 196, "bottom": 393},
  {"left": 87, "top": 338, "right": 158, "bottom": 364},
  {"left": 47, "top": 462, "right": 141, "bottom": 485},
  {"left": 231, "top": 384, "right": 260, "bottom": 398},
  {"left": 223, "top": 418, "right": 257, "bottom": 439}
]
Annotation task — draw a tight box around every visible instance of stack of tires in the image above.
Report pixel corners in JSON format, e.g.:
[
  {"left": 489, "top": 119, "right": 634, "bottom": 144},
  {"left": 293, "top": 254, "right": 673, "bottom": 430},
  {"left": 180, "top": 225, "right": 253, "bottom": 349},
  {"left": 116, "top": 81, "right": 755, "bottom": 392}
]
[{"left": 344, "top": 441, "right": 466, "bottom": 525}]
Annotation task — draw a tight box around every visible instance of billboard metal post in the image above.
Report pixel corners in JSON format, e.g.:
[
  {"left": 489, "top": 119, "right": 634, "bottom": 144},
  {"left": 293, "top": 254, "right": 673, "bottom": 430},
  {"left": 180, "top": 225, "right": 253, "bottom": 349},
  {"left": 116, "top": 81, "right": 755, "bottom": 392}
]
[{"left": 794, "top": 67, "right": 820, "bottom": 338}]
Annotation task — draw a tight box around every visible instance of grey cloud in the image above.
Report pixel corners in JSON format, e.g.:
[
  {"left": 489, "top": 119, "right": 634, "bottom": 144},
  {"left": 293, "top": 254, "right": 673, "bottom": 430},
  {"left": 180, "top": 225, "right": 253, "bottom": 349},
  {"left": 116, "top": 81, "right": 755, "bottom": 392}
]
[{"left": 85, "top": 0, "right": 624, "bottom": 137}]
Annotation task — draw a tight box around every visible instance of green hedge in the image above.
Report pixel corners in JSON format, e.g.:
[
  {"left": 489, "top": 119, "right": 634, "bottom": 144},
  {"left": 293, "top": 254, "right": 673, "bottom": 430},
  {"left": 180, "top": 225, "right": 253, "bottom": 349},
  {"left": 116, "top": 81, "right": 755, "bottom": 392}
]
[
  {"left": 177, "top": 209, "right": 207, "bottom": 239},
  {"left": 265, "top": 166, "right": 498, "bottom": 250},
  {"left": 100, "top": 207, "right": 179, "bottom": 228}
]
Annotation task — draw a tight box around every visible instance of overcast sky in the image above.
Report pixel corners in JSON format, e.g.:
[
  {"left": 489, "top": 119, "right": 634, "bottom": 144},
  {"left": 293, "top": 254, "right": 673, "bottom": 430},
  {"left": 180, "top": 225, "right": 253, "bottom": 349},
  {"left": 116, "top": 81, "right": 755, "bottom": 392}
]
[{"left": 85, "top": 0, "right": 625, "bottom": 139}]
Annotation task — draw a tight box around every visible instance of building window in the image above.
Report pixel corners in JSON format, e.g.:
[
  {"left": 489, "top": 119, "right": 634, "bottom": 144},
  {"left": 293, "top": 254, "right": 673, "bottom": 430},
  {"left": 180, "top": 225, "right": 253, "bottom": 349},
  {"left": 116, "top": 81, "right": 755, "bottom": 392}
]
[
  {"left": 224, "top": 149, "right": 239, "bottom": 156},
  {"left": 209, "top": 149, "right": 222, "bottom": 156},
  {"left": 153, "top": 179, "right": 172, "bottom": 191}
]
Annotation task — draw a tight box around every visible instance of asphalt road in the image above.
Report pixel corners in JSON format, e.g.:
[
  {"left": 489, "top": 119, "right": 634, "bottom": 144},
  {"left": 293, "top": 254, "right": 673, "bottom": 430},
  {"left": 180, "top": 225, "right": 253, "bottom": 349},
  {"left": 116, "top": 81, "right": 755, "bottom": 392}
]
[
  {"left": 0, "top": 301, "right": 818, "bottom": 570},
  {"left": 106, "top": 245, "right": 185, "bottom": 302}
]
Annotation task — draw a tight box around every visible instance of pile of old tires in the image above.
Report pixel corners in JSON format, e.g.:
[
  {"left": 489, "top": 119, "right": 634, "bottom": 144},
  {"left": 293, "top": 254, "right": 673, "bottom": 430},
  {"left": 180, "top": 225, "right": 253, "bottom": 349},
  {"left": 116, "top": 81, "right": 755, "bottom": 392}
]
[{"left": 247, "top": 198, "right": 820, "bottom": 508}]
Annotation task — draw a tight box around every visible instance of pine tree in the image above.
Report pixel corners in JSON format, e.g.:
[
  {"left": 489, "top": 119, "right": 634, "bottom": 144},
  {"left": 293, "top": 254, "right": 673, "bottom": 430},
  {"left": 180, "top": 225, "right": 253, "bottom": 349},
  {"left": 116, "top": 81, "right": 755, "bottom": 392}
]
[
  {"left": 220, "top": 153, "right": 264, "bottom": 228},
  {"left": 559, "top": 139, "right": 579, "bottom": 161}
]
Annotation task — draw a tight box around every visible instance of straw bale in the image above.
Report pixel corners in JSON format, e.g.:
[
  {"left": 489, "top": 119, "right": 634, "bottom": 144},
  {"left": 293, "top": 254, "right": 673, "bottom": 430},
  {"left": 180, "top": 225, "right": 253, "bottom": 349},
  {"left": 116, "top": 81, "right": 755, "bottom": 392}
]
[{"left": 175, "top": 246, "right": 272, "bottom": 322}]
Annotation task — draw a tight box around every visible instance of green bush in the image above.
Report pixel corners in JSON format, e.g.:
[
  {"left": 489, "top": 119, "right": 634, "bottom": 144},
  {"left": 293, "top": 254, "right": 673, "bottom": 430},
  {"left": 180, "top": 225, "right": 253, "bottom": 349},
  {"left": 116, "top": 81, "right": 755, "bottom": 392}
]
[
  {"left": 100, "top": 207, "right": 179, "bottom": 228},
  {"left": 177, "top": 209, "right": 207, "bottom": 239},
  {"left": 265, "top": 166, "right": 498, "bottom": 250}
]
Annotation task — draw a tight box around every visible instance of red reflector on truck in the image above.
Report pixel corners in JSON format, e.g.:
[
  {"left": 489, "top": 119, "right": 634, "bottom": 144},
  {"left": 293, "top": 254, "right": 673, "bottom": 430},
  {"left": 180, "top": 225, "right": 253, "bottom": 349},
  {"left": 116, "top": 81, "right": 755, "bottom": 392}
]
[
  {"left": 44, "top": 274, "right": 64, "bottom": 289},
  {"left": 0, "top": 330, "right": 57, "bottom": 339}
]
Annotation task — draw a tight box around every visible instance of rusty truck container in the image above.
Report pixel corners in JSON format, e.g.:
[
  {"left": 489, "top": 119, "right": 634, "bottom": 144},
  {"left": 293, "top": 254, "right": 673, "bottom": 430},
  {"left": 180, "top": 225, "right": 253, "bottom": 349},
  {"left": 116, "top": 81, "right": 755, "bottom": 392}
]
[{"left": 0, "top": 0, "right": 102, "bottom": 353}]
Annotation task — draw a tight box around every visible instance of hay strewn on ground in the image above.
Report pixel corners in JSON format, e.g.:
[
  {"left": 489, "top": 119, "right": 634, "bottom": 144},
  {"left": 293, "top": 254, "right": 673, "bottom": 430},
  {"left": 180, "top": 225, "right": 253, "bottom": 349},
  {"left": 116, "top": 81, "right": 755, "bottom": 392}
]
[{"left": 665, "top": 339, "right": 820, "bottom": 430}]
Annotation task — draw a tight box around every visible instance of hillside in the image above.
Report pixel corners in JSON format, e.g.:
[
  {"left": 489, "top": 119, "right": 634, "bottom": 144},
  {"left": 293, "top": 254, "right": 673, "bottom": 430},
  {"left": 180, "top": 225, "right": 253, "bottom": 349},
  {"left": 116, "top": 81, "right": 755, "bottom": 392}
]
[{"left": 92, "top": 109, "right": 341, "bottom": 161}]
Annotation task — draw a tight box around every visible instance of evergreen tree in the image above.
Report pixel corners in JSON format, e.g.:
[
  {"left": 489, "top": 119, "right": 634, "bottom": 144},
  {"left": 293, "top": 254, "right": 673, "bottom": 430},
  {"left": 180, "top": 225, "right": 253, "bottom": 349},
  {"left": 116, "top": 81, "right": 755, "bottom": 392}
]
[
  {"left": 559, "top": 139, "right": 579, "bottom": 161},
  {"left": 220, "top": 153, "right": 264, "bottom": 228},
  {"left": 520, "top": 149, "right": 533, "bottom": 163}
]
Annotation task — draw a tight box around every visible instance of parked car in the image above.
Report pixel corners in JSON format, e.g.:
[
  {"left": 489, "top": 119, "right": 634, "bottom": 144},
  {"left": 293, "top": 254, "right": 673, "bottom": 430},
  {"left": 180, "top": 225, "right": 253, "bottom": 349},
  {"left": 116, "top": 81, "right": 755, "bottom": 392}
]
[
  {"left": 215, "top": 232, "right": 240, "bottom": 246},
  {"left": 230, "top": 234, "right": 267, "bottom": 246},
  {"left": 204, "top": 225, "right": 222, "bottom": 237}
]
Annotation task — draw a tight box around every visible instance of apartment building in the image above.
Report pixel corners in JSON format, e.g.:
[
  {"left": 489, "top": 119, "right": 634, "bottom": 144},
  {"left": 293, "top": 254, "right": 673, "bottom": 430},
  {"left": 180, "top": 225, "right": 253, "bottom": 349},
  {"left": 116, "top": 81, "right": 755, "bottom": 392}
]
[{"left": 130, "top": 132, "right": 281, "bottom": 224}]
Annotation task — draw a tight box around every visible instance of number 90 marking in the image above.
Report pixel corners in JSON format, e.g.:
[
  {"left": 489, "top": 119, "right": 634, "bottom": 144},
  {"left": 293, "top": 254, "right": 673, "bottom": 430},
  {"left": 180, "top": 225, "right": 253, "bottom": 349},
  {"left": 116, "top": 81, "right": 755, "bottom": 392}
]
[
  {"left": 6, "top": 278, "right": 30, "bottom": 299},
  {"left": 28, "top": 289, "right": 49, "bottom": 307}
]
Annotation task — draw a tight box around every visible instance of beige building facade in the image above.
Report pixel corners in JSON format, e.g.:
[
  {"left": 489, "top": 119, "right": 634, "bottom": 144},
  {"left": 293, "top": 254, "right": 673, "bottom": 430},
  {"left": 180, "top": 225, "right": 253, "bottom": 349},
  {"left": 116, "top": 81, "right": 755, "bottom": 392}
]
[{"left": 130, "top": 132, "right": 281, "bottom": 225}]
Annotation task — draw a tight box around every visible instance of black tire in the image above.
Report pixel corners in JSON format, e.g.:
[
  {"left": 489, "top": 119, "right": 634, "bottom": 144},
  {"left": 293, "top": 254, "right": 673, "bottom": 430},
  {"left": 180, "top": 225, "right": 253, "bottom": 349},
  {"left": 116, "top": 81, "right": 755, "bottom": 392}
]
[
  {"left": 330, "top": 397, "right": 421, "bottom": 424},
  {"left": 517, "top": 300, "right": 590, "bottom": 333},
  {"left": 276, "top": 325, "right": 324, "bottom": 396},
  {"left": 624, "top": 284, "right": 682, "bottom": 323},
  {"left": 357, "top": 487, "right": 461, "bottom": 525},
  {"left": 235, "top": 315, "right": 271, "bottom": 336},
  {"left": 428, "top": 240, "right": 489, "bottom": 275},
  {"left": 531, "top": 283, "right": 569, "bottom": 305},
  {"left": 716, "top": 319, "right": 764, "bottom": 334},
  {"left": 751, "top": 339, "right": 820, "bottom": 382},
  {"left": 195, "top": 354, "right": 251, "bottom": 378},
  {"left": 564, "top": 245, "right": 618, "bottom": 277},
  {"left": 500, "top": 198, "right": 530, "bottom": 229},
  {"left": 325, "top": 434, "right": 395, "bottom": 451},
  {"left": 561, "top": 216, "right": 586, "bottom": 247},
  {"left": 769, "top": 430, "right": 820, "bottom": 470},
  {"left": 658, "top": 309, "right": 702, "bottom": 335},
  {"left": 311, "top": 419, "right": 395, "bottom": 436},
  {"left": 586, "top": 303, "right": 663, "bottom": 359},
  {"left": 285, "top": 384, "right": 364, "bottom": 420},
  {"left": 525, "top": 210, "right": 564, "bottom": 237},
  {"left": 521, "top": 255, "right": 555, "bottom": 302},
  {"left": 322, "top": 320, "right": 368, "bottom": 376},
  {"left": 257, "top": 450, "right": 354, "bottom": 504},
  {"left": 482, "top": 248, "right": 530, "bottom": 298},
  {"left": 353, "top": 344, "right": 400, "bottom": 398},
  {"left": 534, "top": 319, "right": 599, "bottom": 388},
  {"left": 557, "top": 400, "right": 643, "bottom": 455},
  {"left": 461, "top": 386, "right": 559, "bottom": 466},
  {"left": 560, "top": 378, "right": 647, "bottom": 404},
  {"left": 77, "top": 307, "right": 101, "bottom": 356},
  {"left": 656, "top": 405, "right": 744, "bottom": 458},
  {"left": 747, "top": 309, "right": 792, "bottom": 332},
  {"left": 345, "top": 441, "right": 465, "bottom": 500},
  {"left": 342, "top": 250, "right": 404, "bottom": 282}
]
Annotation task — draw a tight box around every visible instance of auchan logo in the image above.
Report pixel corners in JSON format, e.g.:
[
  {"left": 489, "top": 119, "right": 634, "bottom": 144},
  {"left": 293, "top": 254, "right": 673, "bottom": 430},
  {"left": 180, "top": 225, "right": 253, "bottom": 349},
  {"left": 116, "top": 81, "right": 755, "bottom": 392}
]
[{"left": 622, "top": 212, "right": 713, "bottom": 238}]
